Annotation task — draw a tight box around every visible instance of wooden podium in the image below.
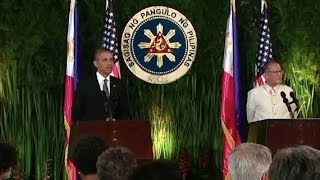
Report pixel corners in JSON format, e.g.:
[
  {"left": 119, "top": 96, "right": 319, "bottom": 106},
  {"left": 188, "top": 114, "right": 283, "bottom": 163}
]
[
  {"left": 72, "top": 120, "right": 153, "bottom": 163},
  {"left": 248, "top": 119, "right": 320, "bottom": 153}
]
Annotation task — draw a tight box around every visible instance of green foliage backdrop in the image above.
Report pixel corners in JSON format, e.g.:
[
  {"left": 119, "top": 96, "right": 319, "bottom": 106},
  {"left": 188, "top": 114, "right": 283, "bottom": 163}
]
[{"left": 0, "top": 0, "right": 319, "bottom": 179}]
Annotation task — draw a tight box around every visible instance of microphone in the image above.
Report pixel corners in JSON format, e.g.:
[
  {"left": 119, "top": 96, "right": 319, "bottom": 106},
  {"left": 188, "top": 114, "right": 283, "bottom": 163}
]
[
  {"left": 101, "top": 91, "right": 113, "bottom": 121},
  {"left": 280, "top": 91, "right": 288, "bottom": 104},
  {"left": 290, "top": 92, "right": 299, "bottom": 112},
  {"left": 280, "top": 91, "right": 293, "bottom": 119}
]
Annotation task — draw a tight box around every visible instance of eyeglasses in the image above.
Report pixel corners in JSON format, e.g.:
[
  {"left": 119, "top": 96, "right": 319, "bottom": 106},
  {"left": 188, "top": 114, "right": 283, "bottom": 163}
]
[{"left": 267, "top": 70, "right": 283, "bottom": 74}]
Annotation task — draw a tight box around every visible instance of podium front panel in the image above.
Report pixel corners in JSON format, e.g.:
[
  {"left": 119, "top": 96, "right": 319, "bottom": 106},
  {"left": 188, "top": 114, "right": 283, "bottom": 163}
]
[
  {"left": 248, "top": 119, "right": 320, "bottom": 154},
  {"left": 72, "top": 120, "right": 153, "bottom": 162}
]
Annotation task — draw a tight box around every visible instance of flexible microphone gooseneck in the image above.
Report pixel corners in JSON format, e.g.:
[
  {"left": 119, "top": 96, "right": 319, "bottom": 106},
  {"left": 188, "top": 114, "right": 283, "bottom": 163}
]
[
  {"left": 280, "top": 91, "right": 294, "bottom": 119},
  {"left": 280, "top": 91, "right": 293, "bottom": 119},
  {"left": 289, "top": 91, "right": 299, "bottom": 112}
]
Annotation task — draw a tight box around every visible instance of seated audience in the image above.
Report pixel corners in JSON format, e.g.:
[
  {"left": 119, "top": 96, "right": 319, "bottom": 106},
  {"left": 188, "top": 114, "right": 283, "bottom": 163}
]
[
  {"left": 128, "top": 159, "right": 181, "bottom": 180},
  {"left": 70, "top": 136, "right": 108, "bottom": 180},
  {"left": 96, "top": 146, "right": 137, "bottom": 180},
  {"left": 228, "top": 142, "right": 272, "bottom": 180},
  {"left": 268, "top": 145, "right": 320, "bottom": 180},
  {"left": 0, "top": 141, "right": 17, "bottom": 180}
]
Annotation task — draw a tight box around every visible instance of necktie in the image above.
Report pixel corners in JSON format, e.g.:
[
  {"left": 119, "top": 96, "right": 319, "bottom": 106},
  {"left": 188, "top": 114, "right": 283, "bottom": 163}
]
[{"left": 103, "top": 79, "right": 110, "bottom": 99}]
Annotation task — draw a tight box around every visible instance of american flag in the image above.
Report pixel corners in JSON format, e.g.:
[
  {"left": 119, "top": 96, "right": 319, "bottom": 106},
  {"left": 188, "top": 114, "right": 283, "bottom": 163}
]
[
  {"left": 102, "top": 0, "right": 121, "bottom": 78},
  {"left": 254, "top": 0, "right": 273, "bottom": 87}
]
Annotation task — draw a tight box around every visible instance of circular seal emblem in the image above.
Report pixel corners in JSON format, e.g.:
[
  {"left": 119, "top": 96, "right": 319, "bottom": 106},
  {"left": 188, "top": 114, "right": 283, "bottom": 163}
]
[{"left": 121, "top": 6, "right": 197, "bottom": 84}]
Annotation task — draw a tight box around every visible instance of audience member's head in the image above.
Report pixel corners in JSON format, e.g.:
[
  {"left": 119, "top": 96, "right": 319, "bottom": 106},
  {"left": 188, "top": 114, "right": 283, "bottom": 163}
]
[
  {"left": 228, "top": 143, "right": 272, "bottom": 180},
  {"left": 128, "top": 159, "right": 181, "bottom": 180},
  {"left": 71, "top": 136, "right": 108, "bottom": 180},
  {"left": 96, "top": 146, "right": 137, "bottom": 180},
  {"left": 0, "top": 141, "right": 17, "bottom": 180},
  {"left": 268, "top": 145, "right": 320, "bottom": 180}
]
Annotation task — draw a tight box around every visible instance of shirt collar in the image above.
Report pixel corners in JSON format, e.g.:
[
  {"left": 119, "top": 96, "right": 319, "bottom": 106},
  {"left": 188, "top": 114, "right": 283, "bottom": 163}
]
[
  {"left": 96, "top": 71, "right": 110, "bottom": 84},
  {"left": 264, "top": 83, "right": 280, "bottom": 93}
]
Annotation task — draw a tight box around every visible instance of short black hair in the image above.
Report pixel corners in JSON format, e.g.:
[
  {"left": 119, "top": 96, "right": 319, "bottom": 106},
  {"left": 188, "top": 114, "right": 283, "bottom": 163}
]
[
  {"left": 128, "top": 160, "right": 181, "bottom": 180},
  {"left": 70, "top": 136, "right": 108, "bottom": 175},
  {"left": 0, "top": 141, "right": 17, "bottom": 173},
  {"left": 269, "top": 145, "right": 320, "bottom": 180},
  {"left": 262, "top": 60, "right": 279, "bottom": 74},
  {"left": 93, "top": 49, "right": 114, "bottom": 62}
]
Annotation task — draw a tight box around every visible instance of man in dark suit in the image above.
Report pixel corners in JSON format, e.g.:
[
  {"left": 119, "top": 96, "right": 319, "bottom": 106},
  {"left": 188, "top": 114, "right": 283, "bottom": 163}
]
[{"left": 72, "top": 49, "right": 129, "bottom": 121}]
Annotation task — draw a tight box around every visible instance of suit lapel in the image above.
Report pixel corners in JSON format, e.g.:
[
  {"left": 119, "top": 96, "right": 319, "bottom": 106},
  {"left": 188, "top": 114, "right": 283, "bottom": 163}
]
[
  {"left": 92, "top": 74, "right": 102, "bottom": 95},
  {"left": 109, "top": 76, "right": 117, "bottom": 97}
]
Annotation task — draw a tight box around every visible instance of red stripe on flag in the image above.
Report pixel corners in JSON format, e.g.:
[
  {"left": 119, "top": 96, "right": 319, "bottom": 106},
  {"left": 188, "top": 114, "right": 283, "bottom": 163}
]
[
  {"left": 63, "top": 75, "right": 77, "bottom": 180},
  {"left": 221, "top": 72, "right": 236, "bottom": 124},
  {"left": 221, "top": 72, "right": 241, "bottom": 179},
  {"left": 64, "top": 75, "right": 74, "bottom": 126},
  {"left": 112, "top": 62, "right": 120, "bottom": 78}
]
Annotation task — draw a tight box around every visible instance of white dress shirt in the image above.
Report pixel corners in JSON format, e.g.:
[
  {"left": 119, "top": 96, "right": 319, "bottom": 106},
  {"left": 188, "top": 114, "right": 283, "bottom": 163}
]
[
  {"left": 246, "top": 84, "right": 297, "bottom": 123},
  {"left": 96, "top": 72, "right": 110, "bottom": 94}
]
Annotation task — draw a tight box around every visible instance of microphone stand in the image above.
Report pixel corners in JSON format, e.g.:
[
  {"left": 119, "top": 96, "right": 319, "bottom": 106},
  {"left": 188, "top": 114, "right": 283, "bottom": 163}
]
[
  {"left": 288, "top": 106, "right": 294, "bottom": 119},
  {"left": 101, "top": 91, "right": 118, "bottom": 147},
  {"left": 290, "top": 92, "right": 299, "bottom": 113},
  {"left": 283, "top": 100, "right": 294, "bottom": 119},
  {"left": 101, "top": 91, "right": 114, "bottom": 121}
]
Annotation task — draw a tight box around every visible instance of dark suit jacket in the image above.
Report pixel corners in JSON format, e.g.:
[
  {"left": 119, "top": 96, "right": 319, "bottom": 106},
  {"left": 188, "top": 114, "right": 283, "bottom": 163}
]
[{"left": 72, "top": 74, "right": 129, "bottom": 121}]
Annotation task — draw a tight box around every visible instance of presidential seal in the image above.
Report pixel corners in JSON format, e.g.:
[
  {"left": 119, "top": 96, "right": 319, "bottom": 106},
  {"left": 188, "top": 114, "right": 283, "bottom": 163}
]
[{"left": 121, "top": 6, "right": 197, "bottom": 84}]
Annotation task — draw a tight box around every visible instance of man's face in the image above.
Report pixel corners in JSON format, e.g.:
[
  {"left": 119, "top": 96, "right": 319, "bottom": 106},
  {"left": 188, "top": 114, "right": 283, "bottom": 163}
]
[
  {"left": 264, "top": 63, "right": 283, "bottom": 87},
  {"left": 93, "top": 51, "right": 114, "bottom": 77}
]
